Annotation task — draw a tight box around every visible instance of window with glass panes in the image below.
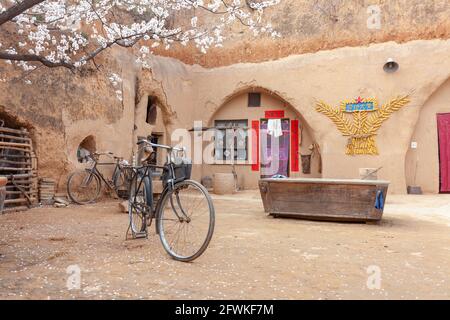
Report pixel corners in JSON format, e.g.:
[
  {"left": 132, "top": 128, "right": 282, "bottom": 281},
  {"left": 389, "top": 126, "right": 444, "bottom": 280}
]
[{"left": 214, "top": 119, "right": 248, "bottom": 161}]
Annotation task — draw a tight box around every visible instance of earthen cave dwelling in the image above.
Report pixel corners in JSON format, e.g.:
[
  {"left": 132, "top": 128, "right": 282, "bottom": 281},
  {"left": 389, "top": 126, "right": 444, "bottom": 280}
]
[{"left": 2, "top": 0, "right": 450, "bottom": 196}]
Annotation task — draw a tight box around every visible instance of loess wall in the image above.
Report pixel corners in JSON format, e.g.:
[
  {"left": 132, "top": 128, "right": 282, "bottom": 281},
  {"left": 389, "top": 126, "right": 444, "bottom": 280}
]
[
  {"left": 146, "top": 39, "right": 450, "bottom": 194},
  {"left": 3, "top": 39, "right": 450, "bottom": 194},
  {"left": 0, "top": 48, "right": 140, "bottom": 189},
  {"left": 1, "top": 1, "right": 450, "bottom": 194},
  {"left": 154, "top": 0, "right": 450, "bottom": 68}
]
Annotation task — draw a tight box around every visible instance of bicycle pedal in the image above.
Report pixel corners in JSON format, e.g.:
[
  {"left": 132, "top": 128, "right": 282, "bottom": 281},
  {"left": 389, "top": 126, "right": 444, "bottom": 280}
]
[{"left": 134, "top": 231, "right": 147, "bottom": 239}]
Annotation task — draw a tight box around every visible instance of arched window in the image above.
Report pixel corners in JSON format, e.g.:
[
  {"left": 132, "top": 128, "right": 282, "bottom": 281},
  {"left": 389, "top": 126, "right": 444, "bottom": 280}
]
[{"left": 77, "top": 135, "right": 96, "bottom": 163}]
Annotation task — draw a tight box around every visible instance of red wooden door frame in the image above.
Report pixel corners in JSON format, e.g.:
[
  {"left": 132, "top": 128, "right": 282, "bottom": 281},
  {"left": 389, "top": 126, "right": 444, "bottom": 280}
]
[
  {"left": 259, "top": 118, "right": 290, "bottom": 178},
  {"left": 290, "top": 119, "right": 300, "bottom": 172},
  {"left": 437, "top": 113, "right": 450, "bottom": 193},
  {"left": 252, "top": 117, "right": 301, "bottom": 174},
  {"left": 251, "top": 120, "right": 260, "bottom": 171}
]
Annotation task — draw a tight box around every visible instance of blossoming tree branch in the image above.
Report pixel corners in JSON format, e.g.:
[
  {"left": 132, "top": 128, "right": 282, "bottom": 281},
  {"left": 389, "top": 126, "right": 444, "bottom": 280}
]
[{"left": 0, "top": 0, "right": 281, "bottom": 72}]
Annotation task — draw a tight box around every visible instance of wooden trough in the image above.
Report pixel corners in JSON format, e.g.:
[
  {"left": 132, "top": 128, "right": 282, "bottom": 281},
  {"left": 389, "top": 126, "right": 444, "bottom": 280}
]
[{"left": 259, "top": 178, "right": 389, "bottom": 222}]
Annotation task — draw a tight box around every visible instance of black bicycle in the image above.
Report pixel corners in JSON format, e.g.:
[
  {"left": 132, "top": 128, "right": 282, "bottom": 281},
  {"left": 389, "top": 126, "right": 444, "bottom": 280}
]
[
  {"left": 128, "top": 139, "right": 215, "bottom": 262},
  {"left": 67, "top": 152, "right": 133, "bottom": 204}
]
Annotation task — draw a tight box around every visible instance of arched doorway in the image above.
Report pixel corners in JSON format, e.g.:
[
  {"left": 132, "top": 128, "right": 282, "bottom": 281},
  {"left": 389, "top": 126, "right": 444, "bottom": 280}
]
[
  {"left": 0, "top": 107, "right": 38, "bottom": 212},
  {"left": 203, "top": 88, "right": 321, "bottom": 189},
  {"left": 134, "top": 94, "right": 169, "bottom": 165}
]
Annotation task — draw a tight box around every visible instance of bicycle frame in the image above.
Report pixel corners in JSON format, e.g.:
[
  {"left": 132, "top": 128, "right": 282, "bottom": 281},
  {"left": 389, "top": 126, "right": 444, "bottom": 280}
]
[
  {"left": 129, "top": 143, "right": 191, "bottom": 233},
  {"left": 127, "top": 139, "right": 214, "bottom": 262},
  {"left": 83, "top": 156, "right": 124, "bottom": 196}
]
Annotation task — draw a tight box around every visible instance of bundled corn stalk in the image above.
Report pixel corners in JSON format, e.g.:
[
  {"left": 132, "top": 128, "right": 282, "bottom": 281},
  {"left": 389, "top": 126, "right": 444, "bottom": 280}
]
[{"left": 0, "top": 126, "right": 38, "bottom": 213}]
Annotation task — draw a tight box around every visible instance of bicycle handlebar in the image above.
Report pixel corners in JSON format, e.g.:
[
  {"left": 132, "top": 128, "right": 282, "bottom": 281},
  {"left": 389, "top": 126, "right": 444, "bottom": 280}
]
[
  {"left": 90, "top": 151, "right": 123, "bottom": 161},
  {"left": 137, "top": 139, "right": 184, "bottom": 152},
  {"left": 93, "top": 151, "right": 114, "bottom": 156}
]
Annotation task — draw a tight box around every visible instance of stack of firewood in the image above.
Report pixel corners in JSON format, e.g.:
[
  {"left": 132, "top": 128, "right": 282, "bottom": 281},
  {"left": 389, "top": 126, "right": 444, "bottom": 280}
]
[{"left": 0, "top": 126, "right": 38, "bottom": 213}]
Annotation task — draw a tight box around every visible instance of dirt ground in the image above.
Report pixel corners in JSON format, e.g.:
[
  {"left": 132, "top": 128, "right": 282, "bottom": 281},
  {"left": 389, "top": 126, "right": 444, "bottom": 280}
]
[{"left": 0, "top": 191, "right": 449, "bottom": 300}]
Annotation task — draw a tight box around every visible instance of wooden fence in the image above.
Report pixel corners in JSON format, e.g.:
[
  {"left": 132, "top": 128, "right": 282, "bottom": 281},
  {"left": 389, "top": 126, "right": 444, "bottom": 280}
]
[{"left": 0, "top": 126, "right": 38, "bottom": 213}]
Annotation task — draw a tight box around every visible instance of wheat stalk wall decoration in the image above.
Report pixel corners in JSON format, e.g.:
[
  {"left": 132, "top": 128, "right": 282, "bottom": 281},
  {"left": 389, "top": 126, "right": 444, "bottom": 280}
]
[{"left": 315, "top": 95, "right": 410, "bottom": 155}]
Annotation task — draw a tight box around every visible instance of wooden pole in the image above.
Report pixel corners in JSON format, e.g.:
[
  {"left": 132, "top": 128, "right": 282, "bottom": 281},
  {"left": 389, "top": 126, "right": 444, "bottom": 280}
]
[
  {"left": 2, "top": 205, "right": 30, "bottom": 213},
  {"left": 0, "top": 134, "right": 31, "bottom": 142},
  {"left": 4, "top": 198, "right": 32, "bottom": 204},
  {"left": 0, "top": 141, "right": 31, "bottom": 148},
  {"left": 0, "top": 159, "right": 32, "bottom": 166},
  {"left": 0, "top": 146, "right": 31, "bottom": 153},
  {"left": 0, "top": 127, "right": 29, "bottom": 135},
  {"left": 0, "top": 167, "right": 32, "bottom": 171},
  {"left": 0, "top": 154, "right": 32, "bottom": 159}
]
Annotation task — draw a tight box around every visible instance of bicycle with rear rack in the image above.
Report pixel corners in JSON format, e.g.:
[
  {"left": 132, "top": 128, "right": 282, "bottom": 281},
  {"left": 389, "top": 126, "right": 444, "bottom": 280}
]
[
  {"left": 67, "top": 151, "right": 134, "bottom": 204},
  {"left": 128, "top": 139, "right": 215, "bottom": 262}
]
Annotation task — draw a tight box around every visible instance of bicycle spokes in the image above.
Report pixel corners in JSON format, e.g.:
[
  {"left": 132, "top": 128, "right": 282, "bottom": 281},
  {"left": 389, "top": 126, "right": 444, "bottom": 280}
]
[
  {"left": 129, "top": 178, "right": 148, "bottom": 236},
  {"left": 67, "top": 170, "right": 101, "bottom": 204},
  {"left": 157, "top": 180, "right": 214, "bottom": 261},
  {"left": 169, "top": 191, "right": 191, "bottom": 222},
  {"left": 81, "top": 171, "right": 94, "bottom": 188}
]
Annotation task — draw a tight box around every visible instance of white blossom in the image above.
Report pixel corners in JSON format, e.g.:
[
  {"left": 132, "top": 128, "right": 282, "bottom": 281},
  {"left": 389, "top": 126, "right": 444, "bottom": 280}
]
[
  {"left": 0, "top": 0, "right": 281, "bottom": 85},
  {"left": 108, "top": 73, "right": 123, "bottom": 87},
  {"left": 191, "top": 16, "right": 198, "bottom": 28}
]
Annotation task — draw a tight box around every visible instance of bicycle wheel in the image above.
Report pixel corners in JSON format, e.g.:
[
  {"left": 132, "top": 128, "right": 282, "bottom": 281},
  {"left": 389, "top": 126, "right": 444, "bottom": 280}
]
[
  {"left": 156, "top": 179, "right": 215, "bottom": 262},
  {"left": 128, "top": 174, "right": 152, "bottom": 235},
  {"left": 67, "top": 170, "right": 101, "bottom": 204}
]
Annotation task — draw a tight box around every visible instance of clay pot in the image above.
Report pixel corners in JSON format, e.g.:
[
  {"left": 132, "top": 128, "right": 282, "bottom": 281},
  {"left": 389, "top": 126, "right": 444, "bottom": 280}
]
[{"left": 213, "top": 173, "right": 235, "bottom": 195}]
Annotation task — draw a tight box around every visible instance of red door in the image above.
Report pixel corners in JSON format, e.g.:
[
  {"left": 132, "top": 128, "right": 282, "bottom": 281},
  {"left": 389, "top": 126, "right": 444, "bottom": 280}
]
[
  {"left": 260, "top": 119, "right": 290, "bottom": 178},
  {"left": 437, "top": 113, "right": 450, "bottom": 192}
]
